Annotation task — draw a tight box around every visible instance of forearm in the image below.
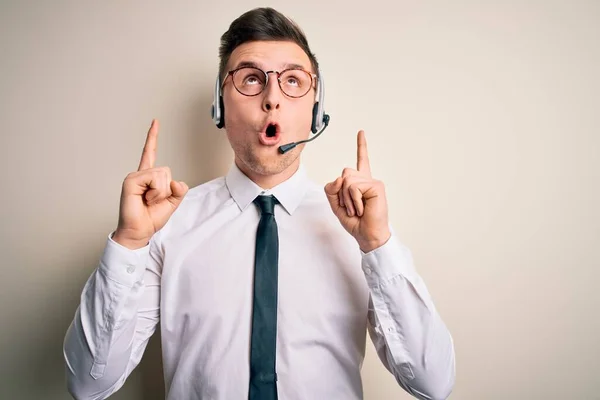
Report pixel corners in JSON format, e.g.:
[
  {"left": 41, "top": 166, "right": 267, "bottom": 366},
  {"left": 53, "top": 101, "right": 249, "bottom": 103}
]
[
  {"left": 64, "top": 302, "right": 137, "bottom": 400},
  {"left": 363, "top": 236, "right": 455, "bottom": 400},
  {"left": 63, "top": 235, "right": 159, "bottom": 400}
]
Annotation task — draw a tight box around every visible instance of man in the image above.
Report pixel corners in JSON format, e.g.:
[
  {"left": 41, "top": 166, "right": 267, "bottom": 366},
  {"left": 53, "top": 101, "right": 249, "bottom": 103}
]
[{"left": 64, "top": 7, "right": 455, "bottom": 400}]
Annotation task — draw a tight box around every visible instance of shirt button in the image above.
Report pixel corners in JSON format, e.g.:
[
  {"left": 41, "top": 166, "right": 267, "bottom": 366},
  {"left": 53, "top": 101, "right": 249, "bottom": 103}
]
[
  {"left": 126, "top": 265, "right": 135, "bottom": 274},
  {"left": 364, "top": 267, "right": 372, "bottom": 275}
]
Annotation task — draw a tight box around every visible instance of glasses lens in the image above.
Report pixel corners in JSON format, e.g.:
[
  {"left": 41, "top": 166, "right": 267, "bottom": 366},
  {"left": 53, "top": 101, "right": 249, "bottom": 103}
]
[
  {"left": 279, "top": 69, "right": 312, "bottom": 97},
  {"left": 232, "top": 67, "right": 265, "bottom": 96}
]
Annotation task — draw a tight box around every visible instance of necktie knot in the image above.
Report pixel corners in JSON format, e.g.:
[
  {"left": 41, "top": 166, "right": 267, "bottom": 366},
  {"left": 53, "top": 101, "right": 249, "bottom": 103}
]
[{"left": 254, "top": 195, "right": 277, "bottom": 216}]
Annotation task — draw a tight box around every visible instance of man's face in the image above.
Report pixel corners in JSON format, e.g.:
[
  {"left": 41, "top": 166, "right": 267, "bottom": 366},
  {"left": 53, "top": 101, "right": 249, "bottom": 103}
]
[{"left": 222, "top": 40, "right": 315, "bottom": 178}]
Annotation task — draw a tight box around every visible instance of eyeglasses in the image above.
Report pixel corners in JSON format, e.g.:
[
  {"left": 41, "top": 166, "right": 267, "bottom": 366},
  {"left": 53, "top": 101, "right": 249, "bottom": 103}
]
[{"left": 223, "top": 66, "right": 317, "bottom": 98}]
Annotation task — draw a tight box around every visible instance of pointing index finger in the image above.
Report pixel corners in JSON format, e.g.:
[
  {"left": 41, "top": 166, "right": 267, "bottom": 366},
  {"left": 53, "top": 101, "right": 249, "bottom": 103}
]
[
  {"left": 138, "top": 119, "right": 159, "bottom": 171},
  {"left": 357, "top": 130, "right": 371, "bottom": 176}
]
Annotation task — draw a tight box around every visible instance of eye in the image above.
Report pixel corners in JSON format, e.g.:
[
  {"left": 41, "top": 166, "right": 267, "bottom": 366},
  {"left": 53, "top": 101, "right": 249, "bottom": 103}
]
[
  {"left": 285, "top": 76, "right": 299, "bottom": 87},
  {"left": 280, "top": 70, "right": 309, "bottom": 90},
  {"left": 243, "top": 75, "right": 262, "bottom": 85}
]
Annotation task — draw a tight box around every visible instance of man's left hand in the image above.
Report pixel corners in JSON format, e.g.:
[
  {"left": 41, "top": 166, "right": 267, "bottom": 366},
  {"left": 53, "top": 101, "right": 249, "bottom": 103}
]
[{"left": 325, "top": 130, "right": 391, "bottom": 253}]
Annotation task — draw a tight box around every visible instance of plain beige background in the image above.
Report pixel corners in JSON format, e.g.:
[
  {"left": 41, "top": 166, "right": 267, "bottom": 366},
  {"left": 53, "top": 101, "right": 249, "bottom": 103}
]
[{"left": 1, "top": 1, "right": 598, "bottom": 399}]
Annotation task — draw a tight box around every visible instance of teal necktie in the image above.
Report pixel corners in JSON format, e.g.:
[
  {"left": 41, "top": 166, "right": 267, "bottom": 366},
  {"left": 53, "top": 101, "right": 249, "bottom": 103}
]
[{"left": 249, "top": 195, "right": 279, "bottom": 400}]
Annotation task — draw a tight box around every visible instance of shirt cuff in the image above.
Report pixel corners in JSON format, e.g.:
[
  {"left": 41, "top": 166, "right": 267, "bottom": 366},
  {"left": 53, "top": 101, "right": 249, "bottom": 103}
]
[
  {"left": 360, "top": 234, "right": 417, "bottom": 286},
  {"left": 98, "top": 232, "right": 150, "bottom": 287}
]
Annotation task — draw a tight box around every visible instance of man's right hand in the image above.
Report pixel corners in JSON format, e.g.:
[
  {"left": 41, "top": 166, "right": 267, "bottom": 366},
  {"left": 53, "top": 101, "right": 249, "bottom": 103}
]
[{"left": 113, "top": 119, "right": 189, "bottom": 249}]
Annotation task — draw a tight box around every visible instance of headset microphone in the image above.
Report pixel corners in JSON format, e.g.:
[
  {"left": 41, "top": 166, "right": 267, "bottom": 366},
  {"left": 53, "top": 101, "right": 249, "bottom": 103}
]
[{"left": 278, "top": 114, "right": 330, "bottom": 154}]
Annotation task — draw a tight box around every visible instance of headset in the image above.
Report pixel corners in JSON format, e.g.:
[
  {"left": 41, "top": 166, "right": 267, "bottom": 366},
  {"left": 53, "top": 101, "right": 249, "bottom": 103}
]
[{"left": 210, "top": 69, "right": 330, "bottom": 153}]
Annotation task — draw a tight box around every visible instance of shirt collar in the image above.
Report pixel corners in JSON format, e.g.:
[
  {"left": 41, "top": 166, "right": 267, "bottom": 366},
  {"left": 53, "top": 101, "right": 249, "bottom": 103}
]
[{"left": 225, "top": 162, "right": 310, "bottom": 215}]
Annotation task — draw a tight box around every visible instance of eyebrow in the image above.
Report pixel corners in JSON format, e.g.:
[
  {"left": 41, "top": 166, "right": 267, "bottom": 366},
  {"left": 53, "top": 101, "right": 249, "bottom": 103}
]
[{"left": 232, "top": 60, "right": 309, "bottom": 71}]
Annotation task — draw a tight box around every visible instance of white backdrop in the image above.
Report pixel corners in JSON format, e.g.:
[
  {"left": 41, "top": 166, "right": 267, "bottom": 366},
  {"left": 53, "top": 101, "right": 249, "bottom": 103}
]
[{"left": 1, "top": 1, "right": 598, "bottom": 399}]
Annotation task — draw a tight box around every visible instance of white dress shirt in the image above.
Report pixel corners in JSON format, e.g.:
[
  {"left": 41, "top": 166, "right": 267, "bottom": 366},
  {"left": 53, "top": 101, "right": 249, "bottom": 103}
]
[{"left": 63, "top": 163, "right": 455, "bottom": 400}]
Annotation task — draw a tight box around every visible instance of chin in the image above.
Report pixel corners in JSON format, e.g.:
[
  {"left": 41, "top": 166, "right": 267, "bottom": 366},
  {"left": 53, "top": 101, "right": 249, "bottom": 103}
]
[{"left": 242, "top": 147, "right": 298, "bottom": 176}]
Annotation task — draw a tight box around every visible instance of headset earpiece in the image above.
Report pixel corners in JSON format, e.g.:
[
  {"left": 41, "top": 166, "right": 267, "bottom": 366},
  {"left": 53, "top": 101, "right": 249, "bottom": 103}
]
[
  {"left": 311, "top": 102, "right": 320, "bottom": 133},
  {"left": 216, "top": 96, "right": 225, "bottom": 129},
  {"left": 311, "top": 69, "right": 328, "bottom": 133},
  {"left": 211, "top": 75, "right": 225, "bottom": 129}
]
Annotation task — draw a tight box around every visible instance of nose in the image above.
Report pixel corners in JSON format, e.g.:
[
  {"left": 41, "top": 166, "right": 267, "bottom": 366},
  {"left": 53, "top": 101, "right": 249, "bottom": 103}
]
[{"left": 262, "top": 72, "right": 281, "bottom": 112}]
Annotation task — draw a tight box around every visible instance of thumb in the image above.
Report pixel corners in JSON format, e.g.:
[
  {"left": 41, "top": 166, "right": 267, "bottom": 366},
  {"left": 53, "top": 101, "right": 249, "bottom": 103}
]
[
  {"left": 168, "top": 180, "right": 189, "bottom": 207},
  {"left": 324, "top": 177, "right": 343, "bottom": 213}
]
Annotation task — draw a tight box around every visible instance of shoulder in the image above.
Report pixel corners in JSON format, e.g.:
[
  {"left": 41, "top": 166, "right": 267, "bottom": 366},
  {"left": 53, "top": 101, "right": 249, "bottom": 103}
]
[
  {"left": 304, "top": 178, "right": 328, "bottom": 203},
  {"left": 298, "top": 178, "right": 336, "bottom": 217},
  {"left": 158, "top": 175, "right": 229, "bottom": 236},
  {"left": 183, "top": 175, "right": 227, "bottom": 202}
]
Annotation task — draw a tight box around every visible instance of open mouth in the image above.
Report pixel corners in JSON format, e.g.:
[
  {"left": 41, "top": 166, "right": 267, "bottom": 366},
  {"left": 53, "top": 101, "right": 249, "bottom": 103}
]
[
  {"left": 259, "top": 122, "right": 281, "bottom": 146},
  {"left": 266, "top": 123, "right": 278, "bottom": 138}
]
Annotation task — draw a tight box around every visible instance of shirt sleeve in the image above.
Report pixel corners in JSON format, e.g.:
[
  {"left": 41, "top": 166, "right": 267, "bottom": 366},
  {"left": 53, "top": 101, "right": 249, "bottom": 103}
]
[
  {"left": 63, "top": 231, "right": 163, "bottom": 400},
  {"left": 362, "top": 234, "right": 456, "bottom": 400}
]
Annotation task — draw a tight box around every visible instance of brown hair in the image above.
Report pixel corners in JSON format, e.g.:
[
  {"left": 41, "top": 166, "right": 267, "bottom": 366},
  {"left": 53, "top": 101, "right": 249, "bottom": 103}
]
[{"left": 218, "top": 7, "right": 319, "bottom": 80}]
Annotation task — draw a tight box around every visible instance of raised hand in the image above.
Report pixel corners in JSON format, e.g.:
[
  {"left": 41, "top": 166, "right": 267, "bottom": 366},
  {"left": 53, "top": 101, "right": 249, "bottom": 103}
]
[
  {"left": 324, "top": 130, "right": 391, "bottom": 253},
  {"left": 113, "top": 119, "right": 189, "bottom": 249}
]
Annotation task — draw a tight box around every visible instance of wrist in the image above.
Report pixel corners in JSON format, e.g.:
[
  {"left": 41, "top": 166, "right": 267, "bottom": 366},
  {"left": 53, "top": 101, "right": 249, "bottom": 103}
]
[
  {"left": 112, "top": 231, "right": 150, "bottom": 250},
  {"left": 358, "top": 230, "right": 391, "bottom": 253}
]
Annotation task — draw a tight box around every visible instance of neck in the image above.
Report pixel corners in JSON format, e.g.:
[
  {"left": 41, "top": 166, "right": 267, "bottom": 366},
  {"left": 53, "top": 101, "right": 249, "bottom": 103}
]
[{"left": 235, "top": 156, "right": 300, "bottom": 190}]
